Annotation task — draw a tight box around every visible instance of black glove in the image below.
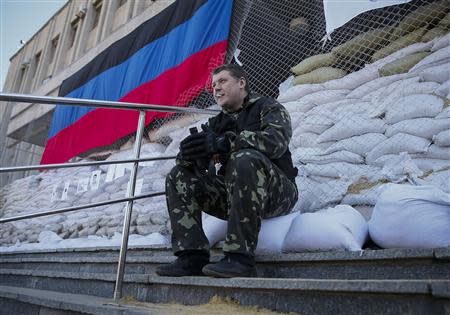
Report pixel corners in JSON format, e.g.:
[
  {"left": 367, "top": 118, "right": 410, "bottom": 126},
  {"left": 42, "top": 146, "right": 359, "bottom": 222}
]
[{"left": 180, "top": 125, "right": 233, "bottom": 160}]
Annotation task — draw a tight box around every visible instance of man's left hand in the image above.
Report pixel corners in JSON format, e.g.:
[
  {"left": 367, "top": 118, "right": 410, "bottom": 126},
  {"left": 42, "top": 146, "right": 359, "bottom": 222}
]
[{"left": 180, "top": 125, "right": 231, "bottom": 160}]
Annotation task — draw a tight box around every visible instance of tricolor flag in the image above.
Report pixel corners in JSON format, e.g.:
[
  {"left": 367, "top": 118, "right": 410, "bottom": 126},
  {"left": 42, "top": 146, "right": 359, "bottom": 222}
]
[{"left": 42, "top": 0, "right": 232, "bottom": 164}]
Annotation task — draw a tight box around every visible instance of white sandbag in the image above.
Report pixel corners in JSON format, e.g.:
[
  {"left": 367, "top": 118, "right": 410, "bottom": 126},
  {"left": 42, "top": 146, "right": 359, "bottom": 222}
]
[
  {"left": 307, "top": 99, "right": 361, "bottom": 115},
  {"left": 332, "top": 101, "right": 384, "bottom": 119},
  {"left": 419, "top": 63, "right": 450, "bottom": 84},
  {"left": 294, "top": 115, "right": 334, "bottom": 134},
  {"left": 294, "top": 148, "right": 364, "bottom": 165},
  {"left": 294, "top": 89, "right": 350, "bottom": 113},
  {"left": 317, "top": 116, "right": 386, "bottom": 143},
  {"left": 290, "top": 132, "right": 320, "bottom": 149},
  {"left": 366, "top": 133, "right": 431, "bottom": 163},
  {"left": 277, "top": 84, "right": 324, "bottom": 103},
  {"left": 385, "top": 118, "right": 450, "bottom": 139},
  {"left": 412, "top": 144, "right": 450, "bottom": 160},
  {"left": 282, "top": 205, "right": 368, "bottom": 252},
  {"left": 324, "top": 133, "right": 387, "bottom": 156},
  {"left": 436, "top": 107, "right": 450, "bottom": 119},
  {"left": 435, "top": 79, "right": 450, "bottom": 97},
  {"left": 202, "top": 214, "right": 227, "bottom": 247},
  {"left": 431, "top": 34, "right": 450, "bottom": 51},
  {"left": 433, "top": 130, "right": 450, "bottom": 147},
  {"left": 380, "top": 82, "right": 441, "bottom": 113},
  {"left": 423, "top": 170, "right": 450, "bottom": 194},
  {"left": 384, "top": 94, "right": 444, "bottom": 124},
  {"left": 293, "top": 177, "right": 352, "bottom": 212},
  {"left": 380, "top": 152, "right": 424, "bottom": 182},
  {"left": 369, "top": 184, "right": 450, "bottom": 248},
  {"left": 256, "top": 212, "right": 299, "bottom": 255},
  {"left": 302, "top": 162, "right": 381, "bottom": 182},
  {"left": 341, "top": 184, "right": 384, "bottom": 207},
  {"left": 410, "top": 46, "right": 450, "bottom": 72},
  {"left": 347, "top": 73, "right": 409, "bottom": 99},
  {"left": 412, "top": 158, "right": 450, "bottom": 172},
  {"left": 278, "top": 75, "right": 294, "bottom": 95},
  {"left": 322, "top": 66, "right": 379, "bottom": 90}
]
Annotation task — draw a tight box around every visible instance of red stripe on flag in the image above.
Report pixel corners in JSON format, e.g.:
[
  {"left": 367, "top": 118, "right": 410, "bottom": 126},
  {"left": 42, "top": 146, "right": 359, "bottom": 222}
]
[{"left": 41, "top": 40, "right": 227, "bottom": 165}]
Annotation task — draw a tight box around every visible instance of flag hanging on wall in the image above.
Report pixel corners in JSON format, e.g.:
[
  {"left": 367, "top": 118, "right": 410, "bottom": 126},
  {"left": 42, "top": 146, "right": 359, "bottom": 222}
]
[{"left": 41, "top": 0, "right": 232, "bottom": 164}]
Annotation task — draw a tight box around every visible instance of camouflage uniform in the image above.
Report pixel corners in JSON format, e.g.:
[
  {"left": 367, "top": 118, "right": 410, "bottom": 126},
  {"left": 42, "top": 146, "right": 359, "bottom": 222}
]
[{"left": 165, "top": 95, "right": 298, "bottom": 257}]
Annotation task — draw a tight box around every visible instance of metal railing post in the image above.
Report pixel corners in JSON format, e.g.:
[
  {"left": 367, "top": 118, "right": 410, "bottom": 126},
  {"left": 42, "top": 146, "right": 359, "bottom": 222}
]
[{"left": 114, "top": 110, "right": 146, "bottom": 301}]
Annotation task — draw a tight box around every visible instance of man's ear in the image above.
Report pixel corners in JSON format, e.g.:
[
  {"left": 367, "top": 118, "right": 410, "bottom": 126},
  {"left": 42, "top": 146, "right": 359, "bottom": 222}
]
[{"left": 239, "top": 77, "right": 246, "bottom": 89}]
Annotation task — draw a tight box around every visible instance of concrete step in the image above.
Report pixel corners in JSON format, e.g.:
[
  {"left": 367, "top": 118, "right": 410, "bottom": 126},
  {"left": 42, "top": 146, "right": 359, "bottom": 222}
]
[
  {"left": 0, "top": 268, "right": 448, "bottom": 314},
  {"left": 0, "top": 246, "right": 449, "bottom": 280}
]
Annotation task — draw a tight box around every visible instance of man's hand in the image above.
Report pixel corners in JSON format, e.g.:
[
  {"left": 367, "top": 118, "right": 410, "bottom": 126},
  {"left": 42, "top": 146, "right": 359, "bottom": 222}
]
[{"left": 180, "top": 125, "right": 233, "bottom": 160}]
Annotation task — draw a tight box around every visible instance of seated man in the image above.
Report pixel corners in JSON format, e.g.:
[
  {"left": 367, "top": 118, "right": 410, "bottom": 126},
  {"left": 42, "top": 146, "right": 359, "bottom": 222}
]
[{"left": 156, "top": 64, "right": 298, "bottom": 278}]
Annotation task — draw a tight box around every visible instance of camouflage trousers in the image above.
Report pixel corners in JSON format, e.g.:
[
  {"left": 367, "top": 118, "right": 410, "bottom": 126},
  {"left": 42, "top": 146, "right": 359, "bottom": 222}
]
[{"left": 165, "top": 148, "right": 298, "bottom": 257}]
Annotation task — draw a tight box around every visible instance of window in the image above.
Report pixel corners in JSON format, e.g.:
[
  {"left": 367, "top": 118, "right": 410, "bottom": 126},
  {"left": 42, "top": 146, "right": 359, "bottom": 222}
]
[
  {"left": 92, "top": 1, "right": 102, "bottom": 30},
  {"left": 49, "top": 35, "right": 59, "bottom": 64},
  {"left": 69, "top": 21, "right": 78, "bottom": 48},
  {"left": 32, "top": 52, "right": 41, "bottom": 78}
]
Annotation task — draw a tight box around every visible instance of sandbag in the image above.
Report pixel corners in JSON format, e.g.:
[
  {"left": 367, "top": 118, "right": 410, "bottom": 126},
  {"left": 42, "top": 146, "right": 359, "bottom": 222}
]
[
  {"left": 368, "top": 184, "right": 450, "bottom": 248},
  {"left": 438, "top": 11, "right": 450, "bottom": 28},
  {"left": 294, "top": 148, "right": 364, "bottom": 165},
  {"left": 423, "top": 169, "right": 450, "bottom": 193},
  {"left": 347, "top": 73, "right": 408, "bottom": 99},
  {"left": 293, "top": 67, "right": 347, "bottom": 85},
  {"left": 384, "top": 94, "right": 444, "bottom": 124},
  {"left": 289, "top": 89, "right": 350, "bottom": 113},
  {"left": 390, "top": 1, "right": 449, "bottom": 40},
  {"left": 341, "top": 184, "right": 384, "bottom": 207},
  {"left": 277, "top": 84, "right": 324, "bottom": 103},
  {"left": 203, "top": 214, "right": 227, "bottom": 247},
  {"left": 421, "top": 26, "right": 449, "bottom": 43},
  {"left": 295, "top": 115, "right": 334, "bottom": 134},
  {"left": 412, "top": 144, "right": 450, "bottom": 160},
  {"left": 322, "top": 66, "right": 379, "bottom": 90},
  {"left": 365, "top": 133, "right": 431, "bottom": 163},
  {"left": 433, "top": 130, "right": 450, "bottom": 146},
  {"left": 385, "top": 118, "right": 450, "bottom": 139},
  {"left": 379, "top": 52, "right": 430, "bottom": 76},
  {"left": 256, "top": 212, "right": 299, "bottom": 254},
  {"left": 324, "top": 133, "right": 387, "bottom": 156},
  {"left": 282, "top": 205, "right": 368, "bottom": 252},
  {"left": 435, "top": 79, "right": 450, "bottom": 97},
  {"left": 332, "top": 102, "right": 385, "bottom": 119},
  {"left": 317, "top": 116, "right": 386, "bottom": 143},
  {"left": 302, "top": 162, "right": 381, "bottom": 182},
  {"left": 332, "top": 27, "right": 391, "bottom": 59},
  {"left": 372, "top": 27, "right": 428, "bottom": 62},
  {"left": 291, "top": 52, "right": 335, "bottom": 75},
  {"left": 419, "top": 63, "right": 450, "bottom": 83},
  {"left": 290, "top": 132, "right": 320, "bottom": 149},
  {"left": 432, "top": 33, "right": 450, "bottom": 51},
  {"left": 412, "top": 158, "right": 450, "bottom": 172},
  {"left": 410, "top": 46, "right": 450, "bottom": 72},
  {"left": 436, "top": 107, "right": 450, "bottom": 119}
]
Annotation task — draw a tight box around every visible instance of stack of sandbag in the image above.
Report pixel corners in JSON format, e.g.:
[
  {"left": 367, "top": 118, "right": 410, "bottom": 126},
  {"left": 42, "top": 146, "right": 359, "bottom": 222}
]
[{"left": 369, "top": 184, "right": 450, "bottom": 248}]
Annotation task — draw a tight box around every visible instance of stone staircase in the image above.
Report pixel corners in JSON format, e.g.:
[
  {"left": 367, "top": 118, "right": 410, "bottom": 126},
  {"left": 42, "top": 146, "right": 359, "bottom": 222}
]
[{"left": 0, "top": 245, "right": 449, "bottom": 314}]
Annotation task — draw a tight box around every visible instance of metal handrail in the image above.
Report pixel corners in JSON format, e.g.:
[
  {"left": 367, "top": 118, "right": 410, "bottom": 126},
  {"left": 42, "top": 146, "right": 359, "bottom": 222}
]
[
  {"left": 0, "top": 155, "right": 176, "bottom": 173},
  {"left": 0, "top": 92, "right": 218, "bottom": 301},
  {"left": 0, "top": 191, "right": 165, "bottom": 224}
]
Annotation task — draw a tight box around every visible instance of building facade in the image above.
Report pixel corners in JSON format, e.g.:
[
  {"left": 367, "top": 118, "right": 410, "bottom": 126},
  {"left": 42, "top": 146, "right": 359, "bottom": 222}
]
[{"left": 0, "top": 0, "right": 174, "bottom": 186}]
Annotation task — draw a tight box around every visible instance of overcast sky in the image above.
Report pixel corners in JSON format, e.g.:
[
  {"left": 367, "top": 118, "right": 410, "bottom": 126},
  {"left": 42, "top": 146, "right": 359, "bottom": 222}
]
[{"left": 0, "top": 0, "right": 67, "bottom": 91}]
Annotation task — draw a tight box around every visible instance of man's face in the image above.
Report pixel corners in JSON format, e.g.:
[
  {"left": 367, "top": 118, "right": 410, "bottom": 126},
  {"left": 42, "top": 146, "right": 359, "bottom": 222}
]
[{"left": 212, "top": 70, "right": 247, "bottom": 112}]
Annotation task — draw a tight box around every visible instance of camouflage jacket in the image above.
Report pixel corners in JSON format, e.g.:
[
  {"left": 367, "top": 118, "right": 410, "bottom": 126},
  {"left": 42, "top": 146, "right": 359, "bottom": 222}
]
[{"left": 178, "top": 94, "right": 298, "bottom": 181}]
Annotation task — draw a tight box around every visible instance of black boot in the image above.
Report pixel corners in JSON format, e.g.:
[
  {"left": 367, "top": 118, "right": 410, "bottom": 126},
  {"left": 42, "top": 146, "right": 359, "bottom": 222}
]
[
  {"left": 156, "top": 251, "right": 209, "bottom": 277},
  {"left": 202, "top": 253, "right": 257, "bottom": 278}
]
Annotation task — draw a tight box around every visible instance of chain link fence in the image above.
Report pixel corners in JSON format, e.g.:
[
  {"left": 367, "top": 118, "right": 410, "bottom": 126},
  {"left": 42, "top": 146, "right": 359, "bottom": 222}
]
[{"left": 0, "top": 0, "right": 449, "bottom": 246}]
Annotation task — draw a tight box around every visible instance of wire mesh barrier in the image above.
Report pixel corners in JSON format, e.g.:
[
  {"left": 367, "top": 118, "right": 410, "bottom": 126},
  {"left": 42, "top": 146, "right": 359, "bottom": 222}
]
[{"left": 0, "top": 0, "right": 449, "bottom": 251}]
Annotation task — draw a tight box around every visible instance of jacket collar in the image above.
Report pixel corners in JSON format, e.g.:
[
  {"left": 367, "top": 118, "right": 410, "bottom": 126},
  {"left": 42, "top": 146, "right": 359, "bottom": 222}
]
[{"left": 221, "top": 93, "right": 261, "bottom": 115}]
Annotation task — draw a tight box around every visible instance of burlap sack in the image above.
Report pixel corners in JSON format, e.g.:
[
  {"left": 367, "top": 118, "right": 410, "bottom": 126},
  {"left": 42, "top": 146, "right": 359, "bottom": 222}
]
[
  {"left": 291, "top": 52, "right": 335, "bottom": 75},
  {"left": 372, "top": 26, "right": 428, "bottom": 62},
  {"left": 379, "top": 51, "right": 431, "bottom": 76},
  {"left": 390, "top": 1, "right": 449, "bottom": 40},
  {"left": 293, "top": 67, "right": 347, "bottom": 85},
  {"left": 421, "top": 26, "right": 449, "bottom": 43}
]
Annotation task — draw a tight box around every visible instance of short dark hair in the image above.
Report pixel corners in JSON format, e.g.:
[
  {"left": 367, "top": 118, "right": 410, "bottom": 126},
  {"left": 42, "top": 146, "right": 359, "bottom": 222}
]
[{"left": 212, "top": 64, "right": 250, "bottom": 93}]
